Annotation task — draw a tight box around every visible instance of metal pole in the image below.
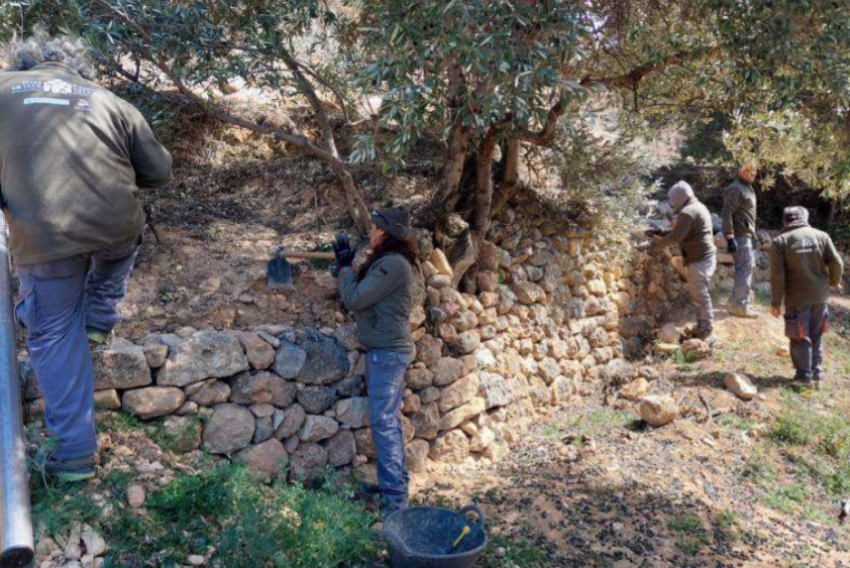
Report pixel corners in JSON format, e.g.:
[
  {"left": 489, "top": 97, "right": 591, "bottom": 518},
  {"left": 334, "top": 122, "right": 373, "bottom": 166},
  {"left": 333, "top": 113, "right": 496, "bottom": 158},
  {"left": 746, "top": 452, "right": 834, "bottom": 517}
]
[{"left": 0, "top": 212, "right": 34, "bottom": 568}]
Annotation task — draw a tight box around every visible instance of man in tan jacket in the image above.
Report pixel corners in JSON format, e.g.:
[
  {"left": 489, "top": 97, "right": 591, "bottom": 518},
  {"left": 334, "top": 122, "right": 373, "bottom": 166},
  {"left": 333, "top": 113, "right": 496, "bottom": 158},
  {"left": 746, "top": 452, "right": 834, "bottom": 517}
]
[
  {"left": 653, "top": 181, "right": 718, "bottom": 341},
  {"left": 770, "top": 206, "right": 844, "bottom": 386},
  {"left": 0, "top": 32, "right": 172, "bottom": 481}
]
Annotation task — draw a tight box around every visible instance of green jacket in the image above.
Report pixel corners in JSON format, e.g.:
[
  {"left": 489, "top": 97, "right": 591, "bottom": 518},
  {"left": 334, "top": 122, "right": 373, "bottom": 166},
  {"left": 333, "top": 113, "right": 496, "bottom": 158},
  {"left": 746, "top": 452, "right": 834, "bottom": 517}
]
[
  {"left": 0, "top": 62, "right": 172, "bottom": 265},
  {"left": 339, "top": 253, "right": 415, "bottom": 353},
  {"left": 721, "top": 179, "right": 757, "bottom": 238},
  {"left": 655, "top": 198, "right": 716, "bottom": 265},
  {"left": 770, "top": 223, "right": 844, "bottom": 308}
]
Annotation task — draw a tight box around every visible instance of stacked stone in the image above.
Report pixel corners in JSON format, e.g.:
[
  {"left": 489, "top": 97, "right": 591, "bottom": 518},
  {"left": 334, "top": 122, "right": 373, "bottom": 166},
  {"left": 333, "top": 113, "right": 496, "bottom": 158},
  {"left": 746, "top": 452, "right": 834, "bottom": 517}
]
[
  {"left": 711, "top": 230, "right": 773, "bottom": 295},
  {"left": 21, "top": 222, "right": 685, "bottom": 480}
]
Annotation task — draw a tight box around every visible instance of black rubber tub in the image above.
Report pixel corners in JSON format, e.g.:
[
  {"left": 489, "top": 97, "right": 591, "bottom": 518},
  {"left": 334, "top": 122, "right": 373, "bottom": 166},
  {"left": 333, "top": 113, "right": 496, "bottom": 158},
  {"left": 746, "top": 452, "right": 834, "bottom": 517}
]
[{"left": 381, "top": 505, "right": 488, "bottom": 568}]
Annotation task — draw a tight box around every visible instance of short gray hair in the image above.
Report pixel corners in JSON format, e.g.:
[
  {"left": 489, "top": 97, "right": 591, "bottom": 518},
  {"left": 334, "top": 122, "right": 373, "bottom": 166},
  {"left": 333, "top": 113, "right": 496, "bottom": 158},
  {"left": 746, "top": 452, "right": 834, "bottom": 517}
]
[{"left": 2, "top": 26, "right": 94, "bottom": 79}]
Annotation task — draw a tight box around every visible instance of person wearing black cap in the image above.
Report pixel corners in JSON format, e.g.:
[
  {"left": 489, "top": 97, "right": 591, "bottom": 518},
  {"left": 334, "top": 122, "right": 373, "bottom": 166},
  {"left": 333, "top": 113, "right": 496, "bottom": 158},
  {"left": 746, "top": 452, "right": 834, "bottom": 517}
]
[{"left": 332, "top": 206, "right": 420, "bottom": 515}]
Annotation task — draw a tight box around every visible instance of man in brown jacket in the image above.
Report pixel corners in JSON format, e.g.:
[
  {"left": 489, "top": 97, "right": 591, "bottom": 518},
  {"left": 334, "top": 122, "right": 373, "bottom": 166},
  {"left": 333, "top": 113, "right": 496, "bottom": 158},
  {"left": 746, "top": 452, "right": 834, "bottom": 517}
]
[
  {"left": 770, "top": 206, "right": 844, "bottom": 385},
  {"left": 0, "top": 33, "right": 172, "bottom": 481},
  {"left": 653, "top": 181, "right": 718, "bottom": 341}
]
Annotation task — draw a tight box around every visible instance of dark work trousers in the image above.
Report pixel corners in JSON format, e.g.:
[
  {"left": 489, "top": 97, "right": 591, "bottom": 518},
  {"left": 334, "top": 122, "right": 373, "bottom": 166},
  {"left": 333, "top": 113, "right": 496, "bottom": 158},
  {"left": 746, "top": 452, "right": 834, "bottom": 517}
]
[
  {"left": 365, "top": 348, "right": 413, "bottom": 513},
  {"left": 15, "top": 238, "right": 141, "bottom": 460},
  {"left": 731, "top": 236, "right": 755, "bottom": 309},
  {"left": 784, "top": 304, "right": 829, "bottom": 381}
]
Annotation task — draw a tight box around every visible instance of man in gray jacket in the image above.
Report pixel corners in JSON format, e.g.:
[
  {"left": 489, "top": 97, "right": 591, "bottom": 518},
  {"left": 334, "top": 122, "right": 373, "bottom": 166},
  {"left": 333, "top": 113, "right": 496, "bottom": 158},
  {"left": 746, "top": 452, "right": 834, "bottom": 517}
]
[
  {"left": 770, "top": 206, "right": 844, "bottom": 385},
  {"left": 722, "top": 165, "right": 759, "bottom": 318},
  {"left": 653, "top": 181, "right": 718, "bottom": 341},
  {"left": 0, "top": 33, "right": 172, "bottom": 481}
]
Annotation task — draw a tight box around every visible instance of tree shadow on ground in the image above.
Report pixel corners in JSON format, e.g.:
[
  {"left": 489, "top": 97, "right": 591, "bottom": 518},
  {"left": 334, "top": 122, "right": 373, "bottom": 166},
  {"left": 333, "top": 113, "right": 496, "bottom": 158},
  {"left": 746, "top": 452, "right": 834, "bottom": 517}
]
[{"left": 674, "top": 371, "right": 795, "bottom": 392}]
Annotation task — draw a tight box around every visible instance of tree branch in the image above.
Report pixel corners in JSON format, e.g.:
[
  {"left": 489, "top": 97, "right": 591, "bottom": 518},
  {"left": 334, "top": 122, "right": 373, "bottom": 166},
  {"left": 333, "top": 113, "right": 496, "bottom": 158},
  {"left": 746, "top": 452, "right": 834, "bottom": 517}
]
[
  {"left": 97, "top": 0, "right": 370, "bottom": 232},
  {"left": 515, "top": 99, "right": 565, "bottom": 145},
  {"left": 580, "top": 47, "right": 721, "bottom": 90}
]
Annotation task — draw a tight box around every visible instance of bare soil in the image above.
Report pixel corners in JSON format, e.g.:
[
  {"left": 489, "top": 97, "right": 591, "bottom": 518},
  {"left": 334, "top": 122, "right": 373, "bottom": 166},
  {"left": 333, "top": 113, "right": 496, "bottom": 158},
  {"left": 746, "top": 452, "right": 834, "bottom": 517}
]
[{"left": 411, "top": 298, "right": 850, "bottom": 568}]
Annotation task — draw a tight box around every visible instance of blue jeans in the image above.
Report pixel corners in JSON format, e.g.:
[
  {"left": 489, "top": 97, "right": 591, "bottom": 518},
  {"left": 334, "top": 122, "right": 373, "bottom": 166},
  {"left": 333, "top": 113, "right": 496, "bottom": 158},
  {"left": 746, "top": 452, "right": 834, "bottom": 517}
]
[
  {"left": 731, "top": 236, "right": 755, "bottom": 309},
  {"left": 784, "top": 304, "right": 829, "bottom": 381},
  {"left": 15, "top": 239, "right": 140, "bottom": 460},
  {"left": 365, "top": 348, "right": 412, "bottom": 512}
]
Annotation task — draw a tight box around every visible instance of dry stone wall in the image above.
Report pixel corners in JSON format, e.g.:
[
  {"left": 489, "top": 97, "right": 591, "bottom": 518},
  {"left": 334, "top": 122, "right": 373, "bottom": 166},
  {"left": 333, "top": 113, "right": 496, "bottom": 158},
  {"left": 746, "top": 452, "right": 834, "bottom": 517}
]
[{"left": 22, "top": 225, "right": 688, "bottom": 482}]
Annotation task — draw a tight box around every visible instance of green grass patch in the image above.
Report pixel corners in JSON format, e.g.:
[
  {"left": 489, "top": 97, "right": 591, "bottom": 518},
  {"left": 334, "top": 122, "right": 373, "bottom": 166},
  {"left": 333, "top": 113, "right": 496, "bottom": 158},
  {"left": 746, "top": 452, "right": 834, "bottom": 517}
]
[
  {"left": 30, "top": 475, "right": 101, "bottom": 540},
  {"left": 105, "top": 464, "right": 379, "bottom": 568},
  {"left": 97, "top": 411, "right": 145, "bottom": 435},
  {"left": 30, "top": 462, "right": 380, "bottom": 568},
  {"left": 667, "top": 513, "right": 710, "bottom": 555},
  {"left": 714, "top": 510, "right": 740, "bottom": 543}
]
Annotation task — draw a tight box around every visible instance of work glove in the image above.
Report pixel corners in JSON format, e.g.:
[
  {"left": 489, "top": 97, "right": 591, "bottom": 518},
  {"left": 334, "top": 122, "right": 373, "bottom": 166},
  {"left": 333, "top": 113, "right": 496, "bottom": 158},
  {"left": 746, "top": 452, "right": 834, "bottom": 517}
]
[
  {"left": 331, "top": 233, "right": 355, "bottom": 276},
  {"left": 726, "top": 238, "right": 738, "bottom": 254}
]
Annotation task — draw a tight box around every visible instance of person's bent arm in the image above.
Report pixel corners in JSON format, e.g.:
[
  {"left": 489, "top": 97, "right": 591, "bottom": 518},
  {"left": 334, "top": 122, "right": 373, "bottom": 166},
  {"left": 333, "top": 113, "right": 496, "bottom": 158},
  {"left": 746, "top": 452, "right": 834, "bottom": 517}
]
[
  {"left": 769, "top": 241, "right": 786, "bottom": 308},
  {"left": 721, "top": 185, "right": 739, "bottom": 239},
  {"left": 824, "top": 235, "right": 845, "bottom": 288},
  {"left": 654, "top": 213, "right": 693, "bottom": 249},
  {"left": 339, "top": 257, "right": 405, "bottom": 312},
  {"left": 126, "top": 104, "right": 173, "bottom": 188}
]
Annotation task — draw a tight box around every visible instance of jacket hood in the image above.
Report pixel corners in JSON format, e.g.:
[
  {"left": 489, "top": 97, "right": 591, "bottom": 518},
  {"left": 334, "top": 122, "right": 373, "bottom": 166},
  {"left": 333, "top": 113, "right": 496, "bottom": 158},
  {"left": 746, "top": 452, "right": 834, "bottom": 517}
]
[{"left": 668, "top": 181, "right": 695, "bottom": 212}]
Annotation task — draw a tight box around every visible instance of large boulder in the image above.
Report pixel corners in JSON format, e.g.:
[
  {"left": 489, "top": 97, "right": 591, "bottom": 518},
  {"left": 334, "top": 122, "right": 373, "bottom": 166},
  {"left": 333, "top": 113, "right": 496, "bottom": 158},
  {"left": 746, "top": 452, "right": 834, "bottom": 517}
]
[
  {"left": 724, "top": 373, "right": 758, "bottom": 401},
  {"left": 335, "top": 397, "right": 370, "bottom": 429},
  {"left": 158, "top": 331, "right": 249, "bottom": 387},
  {"left": 438, "top": 374, "right": 480, "bottom": 413},
  {"left": 440, "top": 397, "right": 486, "bottom": 431},
  {"left": 93, "top": 339, "right": 151, "bottom": 391},
  {"left": 238, "top": 332, "right": 276, "bottom": 371},
  {"left": 274, "top": 403, "right": 306, "bottom": 439},
  {"left": 620, "top": 378, "right": 649, "bottom": 402},
  {"left": 406, "top": 439, "right": 431, "bottom": 473},
  {"left": 411, "top": 403, "right": 441, "bottom": 439},
  {"left": 415, "top": 335, "right": 443, "bottom": 367},
  {"left": 289, "top": 443, "right": 328, "bottom": 482},
  {"left": 512, "top": 282, "right": 546, "bottom": 305},
  {"left": 236, "top": 439, "right": 288, "bottom": 482},
  {"left": 479, "top": 372, "right": 515, "bottom": 409},
  {"left": 326, "top": 430, "right": 357, "bottom": 467},
  {"left": 639, "top": 395, "right": 679, "bottom": 427},
  {"left": 299, "top": 415, "right": 340, "bottom": 443},
  {"left": 203, "top": 404, "right": 256, "bottom": 454},
  {"left": 405, "top": 366, "right": 434, "bottom": 389},
  {"left": 188, "top": 380, "right": 231, "bottom": 407},
  {"left": 272, "top": 341, "right": 307, "bottom": 379},
  {"left": 297, "top": 386, "right": 336, "bottom": 414},
  {"left": 293, "top": 331, "right": 350, "bottom": 385},
  {"left": 430, "top": 430, "right": 469, "bottom": 462},
  {"left": 229, "top": 371, "right": 297, "bottom": 407},
  {"left": 433, "top": 357, "right": 464, "bottom": 387},
  {"left": 122, "top": 387, "right": 184, "bottom": 420}
]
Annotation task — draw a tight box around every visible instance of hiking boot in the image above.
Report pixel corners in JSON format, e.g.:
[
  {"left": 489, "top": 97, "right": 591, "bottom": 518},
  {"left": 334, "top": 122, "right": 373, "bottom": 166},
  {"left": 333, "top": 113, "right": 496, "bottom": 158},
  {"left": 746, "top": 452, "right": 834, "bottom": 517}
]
[
  {"left": 86, "top": 327, "right": 113, "bottom": 346},
  {"left": 34, "top": 449, "right": 96, "bottom": 483},
  {"left": 727, "top": 304, "right": 759, "bottom": 319}
]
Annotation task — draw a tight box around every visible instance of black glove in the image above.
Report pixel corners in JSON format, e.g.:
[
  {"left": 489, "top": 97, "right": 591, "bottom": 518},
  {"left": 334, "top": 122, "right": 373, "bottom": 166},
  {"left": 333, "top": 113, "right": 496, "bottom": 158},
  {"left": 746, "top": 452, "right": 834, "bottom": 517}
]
[
  {"left": 331, "top": 233, "right": 355, "bottom": 275},
  {"left": 726, "top": 238, "right": 738, "bottom": 254}
]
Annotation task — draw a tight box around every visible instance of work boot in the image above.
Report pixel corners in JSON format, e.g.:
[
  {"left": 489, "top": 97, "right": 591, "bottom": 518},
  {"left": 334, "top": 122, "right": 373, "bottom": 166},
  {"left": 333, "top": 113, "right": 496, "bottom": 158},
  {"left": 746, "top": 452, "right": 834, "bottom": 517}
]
[
  {"left": 727, "top": 304, "right": 759, "bottom": 319},
  {"left": 692, "top": 322, "right": 717, "bottom": 345},
  {"left": 34, "top": 448, "right": 96, "bottom": 483}
]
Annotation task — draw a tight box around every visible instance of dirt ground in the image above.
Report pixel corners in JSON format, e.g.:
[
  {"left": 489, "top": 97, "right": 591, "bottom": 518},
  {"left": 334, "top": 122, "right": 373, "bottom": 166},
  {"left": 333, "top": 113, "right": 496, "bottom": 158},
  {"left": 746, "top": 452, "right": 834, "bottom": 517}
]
[{"left": 410, "top": 297, "right": 850, "bottom": 568}]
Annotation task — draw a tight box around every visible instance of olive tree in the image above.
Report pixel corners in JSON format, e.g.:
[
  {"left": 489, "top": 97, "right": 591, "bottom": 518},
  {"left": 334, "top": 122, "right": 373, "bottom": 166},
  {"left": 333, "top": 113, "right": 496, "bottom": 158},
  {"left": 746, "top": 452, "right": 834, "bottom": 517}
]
[{"left": 4, "top": 0, "right": 371, "bottom": 231}]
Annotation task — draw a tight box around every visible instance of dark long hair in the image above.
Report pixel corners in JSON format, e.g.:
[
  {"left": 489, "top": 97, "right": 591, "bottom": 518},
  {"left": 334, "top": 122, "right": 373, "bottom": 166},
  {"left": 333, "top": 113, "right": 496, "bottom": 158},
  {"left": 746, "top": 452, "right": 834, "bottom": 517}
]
[{"left": 356, "top": 233, "right": 421, "bottom": 282}]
